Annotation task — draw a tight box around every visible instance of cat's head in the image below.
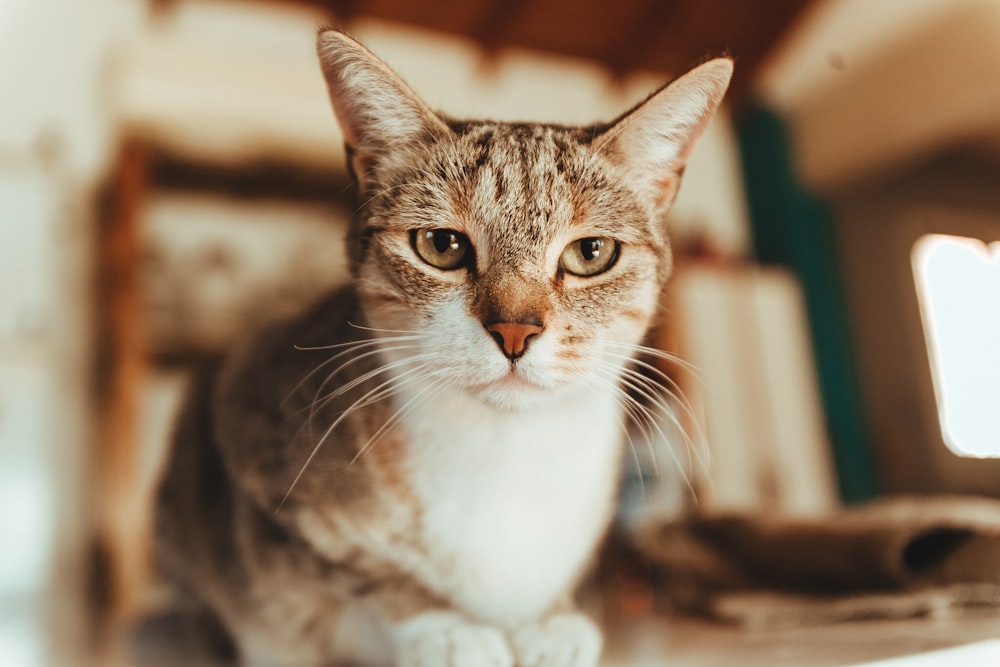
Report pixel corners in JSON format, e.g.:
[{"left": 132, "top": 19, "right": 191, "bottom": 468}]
[{"left": 317, "top": 30, "right": 730, "bottom": 410}]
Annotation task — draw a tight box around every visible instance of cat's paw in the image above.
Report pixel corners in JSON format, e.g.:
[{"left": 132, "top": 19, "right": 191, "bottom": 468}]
[
  {"left": 396, "top": 612, "right": 513, "bottom": 667},
  {"left": 511, "top": 613, "right": 603, "bottom": 667}
]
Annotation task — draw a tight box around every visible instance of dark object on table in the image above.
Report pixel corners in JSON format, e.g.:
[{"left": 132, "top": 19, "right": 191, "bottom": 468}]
[{"left": 636, "top": 495, "right": 1000, "bottom": 628}]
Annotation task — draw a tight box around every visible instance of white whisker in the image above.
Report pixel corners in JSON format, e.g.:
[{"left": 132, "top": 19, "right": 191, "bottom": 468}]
[
  {"left": 278, "top": 356, "right": 439, "bottom": 512},
  {"left": 281, "top": 336, "right": 425, "bottom": 411},
  {"left": 293, "top": 333, "right": 423, "bottom": 352},
  {"left": 319, "top": 350, "right": 435, "bottom": 404},
  {"left": 615, "top": 365, "right": 707, "bottom": 478},
  {"left": 584, "top": 356, "right": 701, "bottom": 494},
  {"left": 597, "top": 341, "right": 709, "bottom": 471},
  {"left": 595, "top": 367, "right": 671, "bottom": 476},
  {"left": 350, "top": 374, "right": 454, "bottom": 465},
  {"left": 600, "top": 350, "right": 705, "bottom": 444},
  {"left": 601, "top": 340, "right": 703, "bottom": 379},
  {"left": 347, "top": 321, "right": 426, "bottom": 336},
  {"left": 300, "top": 354, "right": 439, "bottom": 449}
]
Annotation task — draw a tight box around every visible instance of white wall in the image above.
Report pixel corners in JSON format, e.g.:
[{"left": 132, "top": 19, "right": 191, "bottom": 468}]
[
  {"left": 0, "top": 0, "right": 146, "bottom": 180},
  {"left": 756, "top": 0, "right": 1000, "bottom": 189},
  {"left": 1, "top": 2, "right": 145, "bottom": 665}
]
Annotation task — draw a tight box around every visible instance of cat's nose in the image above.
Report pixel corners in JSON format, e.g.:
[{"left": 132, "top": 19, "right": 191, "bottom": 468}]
[{"left": 485, "top": 321, "right": 544, "bottom": 360}]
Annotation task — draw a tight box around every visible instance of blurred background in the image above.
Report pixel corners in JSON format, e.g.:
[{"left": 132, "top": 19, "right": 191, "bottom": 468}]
[{"left": 2, "top": 0, "right": 1000, "bottom": 665}]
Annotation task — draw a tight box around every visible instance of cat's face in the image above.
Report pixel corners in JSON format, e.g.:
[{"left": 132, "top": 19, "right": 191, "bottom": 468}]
[
  {"left": 318, "top": 31, "right": 731, "bottom": 410},
  {"left": 353, "top": 123, "right": 665, "bottom": 410}
]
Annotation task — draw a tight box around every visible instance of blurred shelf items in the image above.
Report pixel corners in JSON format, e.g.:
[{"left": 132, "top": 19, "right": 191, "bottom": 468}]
[{"left": 4, "top": 0, "right": 1000, "bottom": 666}]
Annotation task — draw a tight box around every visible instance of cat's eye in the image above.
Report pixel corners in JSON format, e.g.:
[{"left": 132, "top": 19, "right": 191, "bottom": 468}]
[
  {"left": 559, "top": 237, "right": 619, "bottom": 277},
  {"left": 412, "top": 229, "right": 471, "bottom": 271}
]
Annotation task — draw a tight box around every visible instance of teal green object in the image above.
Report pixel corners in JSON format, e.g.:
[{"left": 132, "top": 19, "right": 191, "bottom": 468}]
[{"left": 737, "top": 106, "right": 878, "bottom": 503}]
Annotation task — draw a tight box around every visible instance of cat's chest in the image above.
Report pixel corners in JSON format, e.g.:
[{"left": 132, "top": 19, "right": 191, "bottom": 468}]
[{"left": 401, "top": 386, "right": 624, "bottom": 627}]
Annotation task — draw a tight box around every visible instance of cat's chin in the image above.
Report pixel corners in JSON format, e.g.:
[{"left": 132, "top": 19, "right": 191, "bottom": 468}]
[{"left": 466, "top": 373, "right": 561, "bottom": 412}]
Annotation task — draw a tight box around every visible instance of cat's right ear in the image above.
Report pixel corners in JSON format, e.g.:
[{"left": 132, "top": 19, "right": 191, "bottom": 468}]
[
  {"left": 317, "top": 30, "right": 450, "bottom": 187},
  {"left": 598, "top": 58, "right": 733, "bottom": 216}
]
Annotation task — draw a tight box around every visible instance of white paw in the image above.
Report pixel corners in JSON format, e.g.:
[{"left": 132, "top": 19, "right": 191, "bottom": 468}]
[
  {"left": 397, "top": 611, "right": 513, "bottom": 667},
  {"left": 511, "top": 613, "right": 603, "bottom": 667}
]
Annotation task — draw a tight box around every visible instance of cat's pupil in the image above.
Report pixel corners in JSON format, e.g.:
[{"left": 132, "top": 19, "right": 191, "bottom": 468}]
[
  {"left": 434, "top": 231, "right": 458, "bottom": 254},
  {"left": 581, "top": 239, "right": 603, "bottom": 261}
]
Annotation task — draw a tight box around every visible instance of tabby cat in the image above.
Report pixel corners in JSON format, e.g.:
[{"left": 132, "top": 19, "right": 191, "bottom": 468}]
[{"left": 150, "top": 29, "right": 731, "bottom": 667}]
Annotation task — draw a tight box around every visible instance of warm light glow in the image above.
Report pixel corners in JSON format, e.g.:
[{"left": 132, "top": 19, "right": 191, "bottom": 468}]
[{"left": 912, "top": 234, "right": 1000, "bottom": 458}]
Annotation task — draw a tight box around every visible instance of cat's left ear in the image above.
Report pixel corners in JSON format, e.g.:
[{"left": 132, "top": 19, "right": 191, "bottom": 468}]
[
  {"left": 599, "top": 58, "right": 733, "bottom": 213},
  {"left": 317, "top": 29, "right": 450, "bottom": 188}
]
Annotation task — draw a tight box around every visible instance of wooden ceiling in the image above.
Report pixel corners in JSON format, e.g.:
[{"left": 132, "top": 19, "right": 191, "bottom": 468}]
[{"left": 277, "top": 0, "right": 815, "bottom": 107}]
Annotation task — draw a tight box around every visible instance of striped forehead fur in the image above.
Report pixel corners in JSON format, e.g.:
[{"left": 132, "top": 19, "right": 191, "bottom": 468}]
[{"left": 356, "top": 118, "right": 665, "bottom": 278}]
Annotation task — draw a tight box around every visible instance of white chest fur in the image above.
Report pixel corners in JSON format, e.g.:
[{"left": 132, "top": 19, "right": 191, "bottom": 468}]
[{"left": 400, "top": 383, "right": 625, "bottom": 628}]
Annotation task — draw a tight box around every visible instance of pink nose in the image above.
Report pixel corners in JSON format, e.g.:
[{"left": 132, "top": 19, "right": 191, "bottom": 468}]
[{"left": 485, "top": 322, "right": 544, "bottom": 359}]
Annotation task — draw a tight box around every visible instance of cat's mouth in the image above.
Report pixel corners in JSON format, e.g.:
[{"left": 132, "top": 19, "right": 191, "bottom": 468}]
[
  {"left": 465, "top": 366, "right": 557, "bottom": 410},
  {"left": 470, "top": 367, "right": 543, "bottom": 391},
  {"left": 494, "top": 368, "right": 544, "bottom": 390}
]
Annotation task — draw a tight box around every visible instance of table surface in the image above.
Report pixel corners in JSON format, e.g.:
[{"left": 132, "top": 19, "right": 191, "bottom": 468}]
[{"left": 602, "top": 610, "right": 1000, "bottom": 667}]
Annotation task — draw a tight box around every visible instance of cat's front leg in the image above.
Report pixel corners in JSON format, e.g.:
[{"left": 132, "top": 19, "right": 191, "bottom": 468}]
[
  {"left": 395, "top": 611, "right": 513, "bottom": 667},
  {"left": 511, "top": 612, "right": 603, "bottom": 667}
]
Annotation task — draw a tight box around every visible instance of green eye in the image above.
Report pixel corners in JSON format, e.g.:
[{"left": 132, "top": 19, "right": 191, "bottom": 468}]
[
  {"left": 559, "top": 237, "right": 619, "bottom": 277},
  {"left": 412, "top": 229, "right": 471, "bottom": 270}
]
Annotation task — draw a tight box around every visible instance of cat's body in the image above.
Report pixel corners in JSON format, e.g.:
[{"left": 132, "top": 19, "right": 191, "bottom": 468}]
[{"left": 149, "top": 30, "right": 730, "bottom": 667}]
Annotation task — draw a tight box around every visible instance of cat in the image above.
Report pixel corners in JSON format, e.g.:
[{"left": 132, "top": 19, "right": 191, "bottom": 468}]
[{"left": 148, "top": 28, "right": 731, "bottom": 667}]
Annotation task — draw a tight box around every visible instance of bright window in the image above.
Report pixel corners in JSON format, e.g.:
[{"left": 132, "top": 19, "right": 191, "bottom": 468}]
[{"left": 912, "top": 234, "right": 1000, "bottom": 458}]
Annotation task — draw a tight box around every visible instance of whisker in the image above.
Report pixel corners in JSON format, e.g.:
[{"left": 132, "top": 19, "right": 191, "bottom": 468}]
[
  {"left": 296, "top": 343, "right": 428, "bottom": 419},
  {"left": 617, "top": 387, "right": 697, "bottom": 496},
  {"left": 347, "top": 322, "right": 426, "bottom": 336},
  {"left": 350, "top": 374, "right": 455, "bottom": 465},
  {"left": 281, "top": 348, "right": 425, "bottom": 441},
  {"left": 280, "top": 337, "right": 424, "bottom": 410},
  {"left": 293, "top": 333, "right": 423, "bottom": 352},
  {"left": 600, "top": 349, "right": 688, "bottom": 392},
  {"left": 317, "top": 350, "right": 436, "bottom": 405},
  {"left": 599, "top": 350, "right": 707, "bottom": 455},
  {"left": 601, "top": 340, "right": 704, "bottom": 379},
  {"left": 277, "top": 361, "right": 438, "bottom": 512},
  {"left": 615, "top": 365, "right": 708, "bottom": 476},
  {"left": 589, "top": 361, "right": 701, "bottom": 490},
  {"left": 329, "top": 361, "right": 442, "bottom": 417},
  {"left": 596, "top": 374, "right": 660, "bottom": 498},
  {"left": 596, "top": 340, "right": 708, "bottom": 467},
  {"left": 584, "top": 367, "right": 693, "bottom": 500},
  {"left": 301, "top": 354, "right": 439, "bottom": 449},
  {"left": 601, "top": 370, "right": 671, "bottom": 477},
  {"left": 580, "top": 373, "right": 646, "bottom": 498}
]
